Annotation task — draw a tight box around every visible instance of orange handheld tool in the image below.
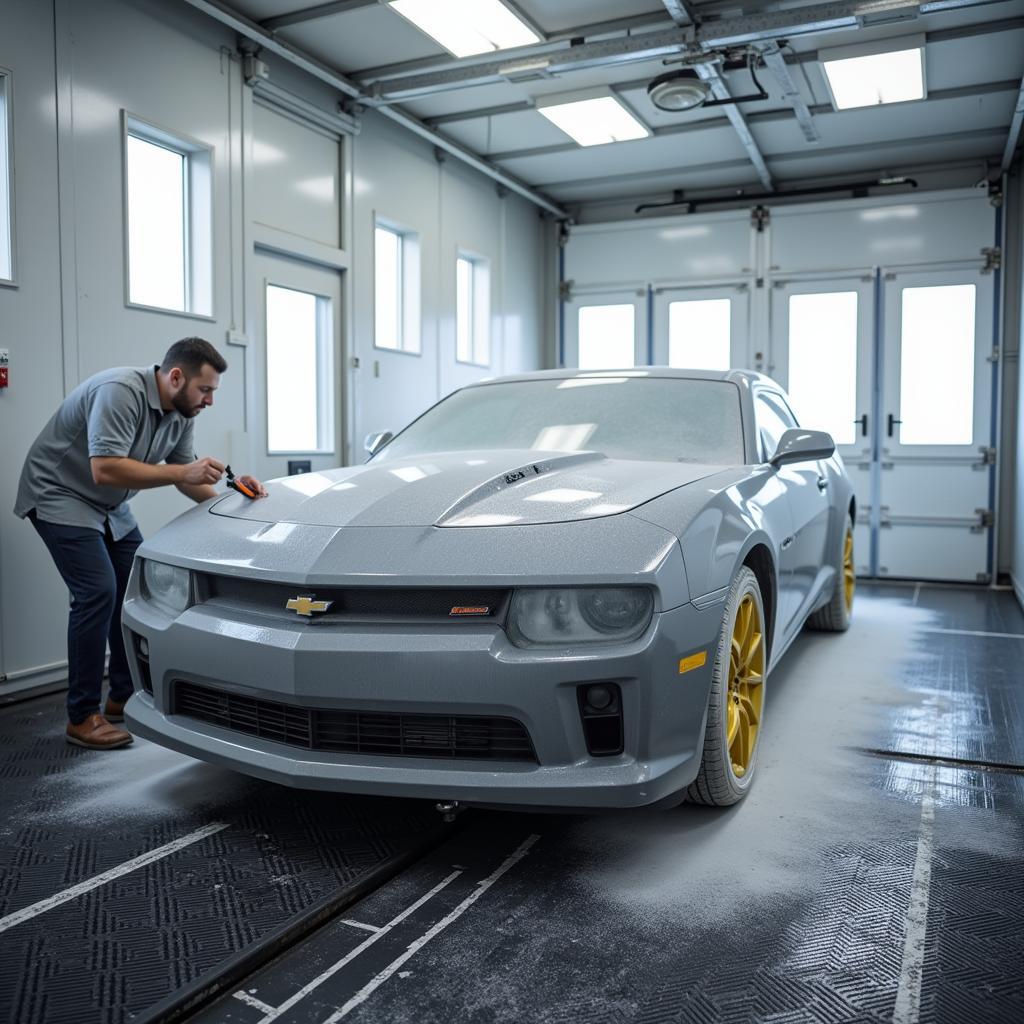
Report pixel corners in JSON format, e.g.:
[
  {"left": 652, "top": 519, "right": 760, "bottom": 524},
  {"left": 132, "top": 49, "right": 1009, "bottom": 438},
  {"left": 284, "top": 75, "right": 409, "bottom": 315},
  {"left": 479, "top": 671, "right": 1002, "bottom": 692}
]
[{"left": 226, "top": 465, "right": 257, "bottom": 499}]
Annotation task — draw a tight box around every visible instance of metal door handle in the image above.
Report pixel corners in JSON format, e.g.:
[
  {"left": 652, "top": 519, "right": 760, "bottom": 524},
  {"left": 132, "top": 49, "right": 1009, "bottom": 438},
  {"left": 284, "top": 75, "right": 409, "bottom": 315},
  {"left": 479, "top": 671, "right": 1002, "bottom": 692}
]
[
  {"left": 854, "top": 413, "right": 868, "bottom": 437},
  {"left": 817, "top": 476, "right": 828, "bottom": 492},
  {"left": 887, "top": 413, "right": 902, "bottom": 437}
]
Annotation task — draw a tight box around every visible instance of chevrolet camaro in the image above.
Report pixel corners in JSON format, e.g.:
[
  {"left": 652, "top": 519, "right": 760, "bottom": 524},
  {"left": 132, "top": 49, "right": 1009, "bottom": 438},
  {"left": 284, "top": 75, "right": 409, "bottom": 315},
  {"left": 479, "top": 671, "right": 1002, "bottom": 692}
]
[{"left": 123, "top": 368, "right": 855, "bottom": 809}]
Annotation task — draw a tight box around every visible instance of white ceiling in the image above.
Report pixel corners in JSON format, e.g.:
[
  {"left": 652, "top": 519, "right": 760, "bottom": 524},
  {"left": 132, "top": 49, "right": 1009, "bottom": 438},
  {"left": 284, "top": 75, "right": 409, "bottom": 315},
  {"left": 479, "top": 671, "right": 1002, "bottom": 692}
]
[{"left": 223, "top": 0, "right": 1024, "bottom": 211}]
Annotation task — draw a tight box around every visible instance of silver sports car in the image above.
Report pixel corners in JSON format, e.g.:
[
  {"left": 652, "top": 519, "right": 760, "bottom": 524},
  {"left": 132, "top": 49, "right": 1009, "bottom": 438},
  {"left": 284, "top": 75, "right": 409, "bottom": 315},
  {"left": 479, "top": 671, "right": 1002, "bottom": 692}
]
[{"left": 123, "top": 368, "right": 855, "bottom": 810}]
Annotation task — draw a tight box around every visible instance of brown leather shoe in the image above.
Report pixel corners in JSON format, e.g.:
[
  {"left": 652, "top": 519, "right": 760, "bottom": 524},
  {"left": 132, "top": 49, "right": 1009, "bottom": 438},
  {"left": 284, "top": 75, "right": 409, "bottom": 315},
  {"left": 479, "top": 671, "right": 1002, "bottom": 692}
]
[
  {"left": 104, "top": 697, "right": 127, "bottom": 723},
  {"left": 66, "top": 714, "right": 133, "bottom": 750}
]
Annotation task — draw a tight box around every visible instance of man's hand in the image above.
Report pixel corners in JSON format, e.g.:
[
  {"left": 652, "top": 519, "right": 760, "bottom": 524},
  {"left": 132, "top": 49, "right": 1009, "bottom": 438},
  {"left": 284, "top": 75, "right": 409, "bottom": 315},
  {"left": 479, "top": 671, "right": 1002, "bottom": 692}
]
[
  {"left": 179, "top": 456, "right": 225, "bottom": 487},
  {"left": 235, "top": 474, "right": 268, "bottom": 498}
]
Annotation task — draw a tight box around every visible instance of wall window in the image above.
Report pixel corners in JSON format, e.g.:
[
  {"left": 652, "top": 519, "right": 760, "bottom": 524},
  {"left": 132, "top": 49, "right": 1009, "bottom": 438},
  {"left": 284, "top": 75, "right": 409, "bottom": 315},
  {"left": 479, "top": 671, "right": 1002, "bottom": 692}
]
[
  {"left": 0, "top": 71, "right": 13, "bottom": 283},
  {"left": 374, "top": 219, "right": 420, "bottom": 353},
  {"left": 577, "top": 304, "right": 635, "bottom": 370},
  {"left": 123, "top": 113, "right": 212, "bottom": 316},
  {"left": 266, "top": 283, "right": 334, "bottom": 453},
  {"left": 456, "top": 253, "right": 490, "bottom": 365}
]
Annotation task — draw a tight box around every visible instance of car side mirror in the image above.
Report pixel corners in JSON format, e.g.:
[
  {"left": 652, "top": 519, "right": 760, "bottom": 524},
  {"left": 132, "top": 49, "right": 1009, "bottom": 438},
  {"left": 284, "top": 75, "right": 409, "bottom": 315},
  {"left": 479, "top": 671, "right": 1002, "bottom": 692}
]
[
  {"left": 364, "top": 430, "right": 393, "bottom": 457},
  {"left": 769, "top": 428, "right": 835, "bottom": 467}
]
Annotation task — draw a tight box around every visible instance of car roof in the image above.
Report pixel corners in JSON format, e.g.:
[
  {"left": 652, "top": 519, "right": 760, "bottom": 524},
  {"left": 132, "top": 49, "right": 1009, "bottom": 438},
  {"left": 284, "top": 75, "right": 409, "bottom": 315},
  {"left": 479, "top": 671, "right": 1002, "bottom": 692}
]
[{"left": 466, "top": 367, "right": 779, "bottom": 389}]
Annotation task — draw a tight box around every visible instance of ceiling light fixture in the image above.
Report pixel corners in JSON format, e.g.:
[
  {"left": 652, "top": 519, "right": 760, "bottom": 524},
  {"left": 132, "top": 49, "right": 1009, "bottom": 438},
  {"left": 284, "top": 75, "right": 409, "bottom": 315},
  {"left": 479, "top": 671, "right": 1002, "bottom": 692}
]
[
  {"left": 537, "top": 90, "right": 650, "bottom": 147},
  {"left": 820, "top": 35, "right": 926, "bottom": 110},
  {"left": 387, "top": 0, "right": 540, "bottom": 59},
  {"left": 647, "top": 56, "right": 769, "bottom": 113}
]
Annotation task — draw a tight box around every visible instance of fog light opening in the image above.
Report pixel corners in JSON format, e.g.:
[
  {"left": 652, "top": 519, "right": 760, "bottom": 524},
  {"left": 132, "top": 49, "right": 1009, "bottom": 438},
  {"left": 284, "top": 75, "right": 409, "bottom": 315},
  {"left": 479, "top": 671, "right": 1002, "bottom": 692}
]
[{"left": 577, "top": 682, "right": 624, "bottom": 757}]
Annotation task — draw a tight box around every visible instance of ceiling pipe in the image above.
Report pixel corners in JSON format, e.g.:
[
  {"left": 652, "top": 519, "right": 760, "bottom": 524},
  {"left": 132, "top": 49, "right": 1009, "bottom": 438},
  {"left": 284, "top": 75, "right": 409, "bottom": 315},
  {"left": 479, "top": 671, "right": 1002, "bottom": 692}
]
[{"left": 179, "top": 0, "right": 569, "bottom": 218}]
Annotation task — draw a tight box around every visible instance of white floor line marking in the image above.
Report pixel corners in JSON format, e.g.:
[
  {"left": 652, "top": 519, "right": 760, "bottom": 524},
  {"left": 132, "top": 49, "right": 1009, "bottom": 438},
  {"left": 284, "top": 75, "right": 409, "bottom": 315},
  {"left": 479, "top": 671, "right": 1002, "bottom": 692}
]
[
  {"left": 925, "top": 628, "right": 1024, "bottom": 640},
  {"left": 253, "top": 870, "right": 462, "bottom": 1024},
  {"left": 893, "top": 764, "right": 937, "bottom": 1024},
  {"left": 0, "top": 822, "right": 229, "bottom": 934},
  {"left": 234, "top": 992, "right": 277, "bottom": 1014},
  {"left": 912, "top": 583, "right": 921, "bottom": 606},
  {"left": 323, "top": 834, "right": 541, "bottom": 1024},
  {"left": 339, "top": 919, "right": 382, "bottom": 934}
]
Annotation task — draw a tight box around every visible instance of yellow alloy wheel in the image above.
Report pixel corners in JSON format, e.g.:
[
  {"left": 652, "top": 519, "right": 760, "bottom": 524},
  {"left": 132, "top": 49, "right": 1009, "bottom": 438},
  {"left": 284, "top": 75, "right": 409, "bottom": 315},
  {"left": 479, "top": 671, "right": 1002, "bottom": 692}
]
[
  {"left": 843, "top": 528, "right": 855, "bottom": 614},
  {"left": 727, "top": 594, "right": 765, "bottom": 779}
]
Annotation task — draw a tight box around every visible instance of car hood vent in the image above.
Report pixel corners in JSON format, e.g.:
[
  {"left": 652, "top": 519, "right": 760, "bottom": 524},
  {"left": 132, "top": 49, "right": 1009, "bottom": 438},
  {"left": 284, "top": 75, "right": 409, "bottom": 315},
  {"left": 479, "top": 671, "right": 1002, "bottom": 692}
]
[{"left": 210, "top": 450, "right": 725, "bottom": 529}]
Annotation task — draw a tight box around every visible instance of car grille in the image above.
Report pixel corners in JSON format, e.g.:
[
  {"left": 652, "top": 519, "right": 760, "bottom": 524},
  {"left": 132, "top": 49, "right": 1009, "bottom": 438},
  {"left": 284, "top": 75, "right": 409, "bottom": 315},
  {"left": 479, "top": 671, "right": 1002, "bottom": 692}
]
[
  {"left": 198, "top": 577, "right": 510, "bottom": 623},
  {"left": 174, "top": 681, "right": 537, "bottom": 762}
]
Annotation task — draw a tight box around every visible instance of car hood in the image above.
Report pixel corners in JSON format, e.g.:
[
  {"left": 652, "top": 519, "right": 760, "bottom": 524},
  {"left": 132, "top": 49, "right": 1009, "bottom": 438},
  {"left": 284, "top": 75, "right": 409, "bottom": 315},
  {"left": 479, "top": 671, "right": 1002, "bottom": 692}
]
[{"left": 211, "top": 450, "right": 728, "bottom": 528}]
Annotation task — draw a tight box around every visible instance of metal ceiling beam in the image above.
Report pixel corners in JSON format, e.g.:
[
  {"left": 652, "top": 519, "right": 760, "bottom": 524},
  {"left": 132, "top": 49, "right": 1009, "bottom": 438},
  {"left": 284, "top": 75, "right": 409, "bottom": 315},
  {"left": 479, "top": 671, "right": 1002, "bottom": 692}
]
[
  {"left": 757, "top": 41, "right": 821, "bottom": 143},
  {"left": 360, "top": 0, "right": 1008, "bottom": 100},
  {"left": 697, "top": 63, "right": 773, "bottom": 189},
  {"left": 483, "top": 80, "right": 1018, "bottom": 162},
  {"left": 353, "top": 11, "right": 675, "bottom": 82},
  {"left": 661, "top": 0, "right": 700, "bottom": 27},
  {"left": 179, "top": 0, "right": 568, "bottom": 217},
  {"left": 1001, "top": 74, "right": 1024, "bottom": 171},
  {"left": 362, "top": 27, "right": 693, "bottom": 101},
  {"left": 261, "top": 0, "right": 375, "bottom": 32},
  {"left": 536, "top": 126, "right": 1006, "bottom": 191}
]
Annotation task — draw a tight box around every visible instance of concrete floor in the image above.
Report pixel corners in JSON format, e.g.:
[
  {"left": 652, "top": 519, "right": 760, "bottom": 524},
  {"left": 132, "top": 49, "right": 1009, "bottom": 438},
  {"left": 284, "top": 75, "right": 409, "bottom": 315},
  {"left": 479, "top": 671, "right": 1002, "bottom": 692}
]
[{"left": 1, "top": 584, "right": 1022, "bottom": 1024}]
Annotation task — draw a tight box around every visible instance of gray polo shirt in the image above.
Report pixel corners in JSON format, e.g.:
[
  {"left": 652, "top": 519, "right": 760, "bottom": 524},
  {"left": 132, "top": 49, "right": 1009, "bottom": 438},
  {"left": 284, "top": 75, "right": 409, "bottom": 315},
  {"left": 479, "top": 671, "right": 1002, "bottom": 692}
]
[{"left": 14, "top": 365, "right": 196, "bottom": 540}]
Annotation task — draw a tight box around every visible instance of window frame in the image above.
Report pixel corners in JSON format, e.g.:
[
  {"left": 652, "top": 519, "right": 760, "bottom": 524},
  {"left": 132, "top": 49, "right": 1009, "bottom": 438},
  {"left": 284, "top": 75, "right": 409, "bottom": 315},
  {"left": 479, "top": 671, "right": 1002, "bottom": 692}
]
[
  {"left": 455, "top": 249, "right": 491, "bottom": 367},
  {"left": 373, "top": 215, "right": 421, "bottom": 355},
  {"left": 0, "top": 68, "right": 15, "bottom": 287},
  {"left": 264, "top": 279, "right": 337, "bottom": 456},
  {"left": 121, "top": 111, "right": 214, "bottom": 320},
  {"left": 754, "top": 389, "right": 800, "bottom": 463}
]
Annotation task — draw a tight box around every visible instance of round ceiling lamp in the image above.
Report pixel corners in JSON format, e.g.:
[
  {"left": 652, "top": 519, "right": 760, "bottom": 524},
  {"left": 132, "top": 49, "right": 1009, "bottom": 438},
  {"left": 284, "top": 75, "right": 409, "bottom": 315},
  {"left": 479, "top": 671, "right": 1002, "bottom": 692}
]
[{"left": 647, "top": 68, "right": 710, "bottom": 112}]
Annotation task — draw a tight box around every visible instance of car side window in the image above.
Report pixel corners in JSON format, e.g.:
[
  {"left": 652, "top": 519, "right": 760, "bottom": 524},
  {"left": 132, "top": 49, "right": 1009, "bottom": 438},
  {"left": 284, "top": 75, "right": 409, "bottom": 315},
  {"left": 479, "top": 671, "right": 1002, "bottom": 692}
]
[{"left": 755, "top": 392, "right": 798, "bottom": 462}]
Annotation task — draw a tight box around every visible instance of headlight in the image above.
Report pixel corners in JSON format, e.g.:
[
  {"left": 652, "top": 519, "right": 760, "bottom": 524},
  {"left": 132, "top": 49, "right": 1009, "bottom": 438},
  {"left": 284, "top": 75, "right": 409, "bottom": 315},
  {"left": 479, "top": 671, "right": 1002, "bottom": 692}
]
[
  {"left": 141, "top": 560, "right": 192, "bottom": 619},
  {"left": 508, "top": 587, "right": 653, "bottom": 647}
]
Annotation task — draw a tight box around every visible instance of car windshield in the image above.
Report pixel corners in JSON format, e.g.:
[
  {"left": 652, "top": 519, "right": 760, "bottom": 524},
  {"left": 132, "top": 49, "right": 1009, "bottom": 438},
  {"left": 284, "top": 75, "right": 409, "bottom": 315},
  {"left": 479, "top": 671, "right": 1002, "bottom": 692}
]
[{"left": 375, "top": 375, "right": 745, "bottom": 464}]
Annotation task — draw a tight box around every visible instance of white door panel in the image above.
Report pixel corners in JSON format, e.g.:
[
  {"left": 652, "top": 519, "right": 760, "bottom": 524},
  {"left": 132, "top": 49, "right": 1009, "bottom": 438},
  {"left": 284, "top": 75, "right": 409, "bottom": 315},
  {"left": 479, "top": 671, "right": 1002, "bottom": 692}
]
[
  {"left": 878, "top": 522, "right": 989, "bottom": 582},
  {"left": 878, "top": 269, "right": 993, "bottom": 582}
]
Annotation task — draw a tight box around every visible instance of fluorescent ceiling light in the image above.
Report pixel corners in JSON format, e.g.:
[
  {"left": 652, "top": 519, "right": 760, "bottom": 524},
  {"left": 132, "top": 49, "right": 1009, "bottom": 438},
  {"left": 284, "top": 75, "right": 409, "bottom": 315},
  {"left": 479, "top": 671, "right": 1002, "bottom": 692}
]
[
  {"left": 821, "top": 39, "right": 925, "bottom": 110},
  {"left": 537, "top": 93, "right": 650, "bottom": 147},
  {"left": 388, "top": 0, "right": 540, "bottom": 59}
]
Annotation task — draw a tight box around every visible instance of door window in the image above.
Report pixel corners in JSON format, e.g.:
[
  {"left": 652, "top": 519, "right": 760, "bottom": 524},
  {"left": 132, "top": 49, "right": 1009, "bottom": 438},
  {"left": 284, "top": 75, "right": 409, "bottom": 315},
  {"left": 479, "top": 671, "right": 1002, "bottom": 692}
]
[
  {"left": 786, "top": 291, "right": 858, "bottom": 445},
  {"left": 898, "top": 284, "right": 976, "bottom": 445},
  {"left": 577, "top": 304, "right": 635, "bottom": 369},
  {"left": 668, "top": 298, "right": 731, "bottom": 370}
]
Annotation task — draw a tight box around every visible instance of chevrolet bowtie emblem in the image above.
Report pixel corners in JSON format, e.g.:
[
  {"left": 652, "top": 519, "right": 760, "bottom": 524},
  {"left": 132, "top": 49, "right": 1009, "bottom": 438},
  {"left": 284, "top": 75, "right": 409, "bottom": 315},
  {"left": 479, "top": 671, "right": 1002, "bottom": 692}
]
[{"left": 286, "top": 596, "right": 333, "bottom": 617}]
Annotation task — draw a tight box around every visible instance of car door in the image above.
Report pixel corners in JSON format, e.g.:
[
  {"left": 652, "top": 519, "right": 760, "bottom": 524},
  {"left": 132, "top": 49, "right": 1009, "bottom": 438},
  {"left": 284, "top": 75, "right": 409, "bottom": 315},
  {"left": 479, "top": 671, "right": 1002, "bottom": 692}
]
[{"left": 754, "top": 389, "right": 831, "bottom": 635}]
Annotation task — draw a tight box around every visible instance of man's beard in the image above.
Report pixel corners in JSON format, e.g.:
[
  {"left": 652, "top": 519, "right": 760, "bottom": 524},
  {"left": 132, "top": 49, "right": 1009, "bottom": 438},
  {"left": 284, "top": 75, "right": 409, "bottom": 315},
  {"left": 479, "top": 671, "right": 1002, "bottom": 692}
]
[{"left": 171, "top": 389, "right": 202, "bottom": 417}]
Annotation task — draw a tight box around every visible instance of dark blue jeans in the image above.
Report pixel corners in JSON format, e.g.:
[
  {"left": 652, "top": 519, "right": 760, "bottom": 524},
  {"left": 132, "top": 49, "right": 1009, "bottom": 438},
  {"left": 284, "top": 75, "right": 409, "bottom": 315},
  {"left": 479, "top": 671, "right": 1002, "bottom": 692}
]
[{"left": 29, "top": 512, "right": 143, "bottom": 725}]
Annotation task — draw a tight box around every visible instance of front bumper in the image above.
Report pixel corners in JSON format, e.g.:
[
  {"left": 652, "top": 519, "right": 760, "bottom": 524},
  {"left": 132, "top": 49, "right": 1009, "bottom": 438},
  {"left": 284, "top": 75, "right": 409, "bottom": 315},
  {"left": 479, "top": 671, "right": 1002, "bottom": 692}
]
[{"left": 122, "top": 596, "right": 723, "bottom": 809}]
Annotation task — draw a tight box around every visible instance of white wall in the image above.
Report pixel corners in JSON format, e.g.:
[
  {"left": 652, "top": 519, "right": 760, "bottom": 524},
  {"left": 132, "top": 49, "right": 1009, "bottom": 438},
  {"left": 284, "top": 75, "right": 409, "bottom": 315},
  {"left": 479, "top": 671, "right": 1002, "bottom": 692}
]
[
  {"left": 1010, "top": 166, "right": 1024, "bottom": 610},
  {"left": 0, "top": 0, "right": 550, "bottom": 693}
]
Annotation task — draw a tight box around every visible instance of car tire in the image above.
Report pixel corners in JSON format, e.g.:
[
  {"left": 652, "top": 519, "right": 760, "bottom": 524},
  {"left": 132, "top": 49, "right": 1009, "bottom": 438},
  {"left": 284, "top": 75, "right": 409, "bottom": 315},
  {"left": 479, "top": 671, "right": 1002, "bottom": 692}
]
[
  {"left": 687, "top": 566, "right": 767, "bottom": 807},
  {"left": 807, "top": 514, "right": 855, "bottom": 633}
]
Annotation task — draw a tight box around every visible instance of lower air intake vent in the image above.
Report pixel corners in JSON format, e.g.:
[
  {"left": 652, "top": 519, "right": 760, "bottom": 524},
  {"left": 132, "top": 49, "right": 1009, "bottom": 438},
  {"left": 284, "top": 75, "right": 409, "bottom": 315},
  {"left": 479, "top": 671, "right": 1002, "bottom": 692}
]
[{"left": 174, "top": 681, "right": 537, "bottom": 763}]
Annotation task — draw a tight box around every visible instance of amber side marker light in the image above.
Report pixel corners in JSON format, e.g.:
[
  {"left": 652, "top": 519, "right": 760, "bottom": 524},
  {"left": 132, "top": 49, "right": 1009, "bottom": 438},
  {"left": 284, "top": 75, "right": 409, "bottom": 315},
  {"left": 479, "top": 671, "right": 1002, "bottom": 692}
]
[
  {"left": 679, "top": 651, "right": 708, "bottom": 674},
  {"left": 450, "top": 606, "right": 491, "bottom": 616}
]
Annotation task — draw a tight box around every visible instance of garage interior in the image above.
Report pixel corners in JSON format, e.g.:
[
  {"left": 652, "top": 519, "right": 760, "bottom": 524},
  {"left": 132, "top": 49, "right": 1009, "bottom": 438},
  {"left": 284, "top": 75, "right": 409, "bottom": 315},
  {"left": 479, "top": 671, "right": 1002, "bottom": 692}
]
[{"left": 1, "top": 0, "right": 1023, "bottom": 1022}]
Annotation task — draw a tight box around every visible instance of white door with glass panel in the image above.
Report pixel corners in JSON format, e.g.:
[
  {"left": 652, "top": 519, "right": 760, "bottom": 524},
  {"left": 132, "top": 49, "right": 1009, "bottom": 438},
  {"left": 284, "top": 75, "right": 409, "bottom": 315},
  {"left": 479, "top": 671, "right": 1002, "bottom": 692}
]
[
  {"left": 254, "top": 251, "right": 342, "bottom": 482},
  {"left": 652, "top": 285, "right": 749, "bottom": 371},
  {"left": 564, "top": 290, "right": 647, "bottom": 369},
  {"left": 877, "top": 270, "right": 993, "bottom": 581},
  {"left": 771, "top": 279, "right": 875, "bottom": 575}
]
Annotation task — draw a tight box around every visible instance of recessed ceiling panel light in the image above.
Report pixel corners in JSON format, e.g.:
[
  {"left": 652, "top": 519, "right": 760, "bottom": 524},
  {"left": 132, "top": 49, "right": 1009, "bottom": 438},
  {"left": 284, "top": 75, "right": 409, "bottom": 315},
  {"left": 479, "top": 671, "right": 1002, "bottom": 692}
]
[
  {"left": 388, "top": 0, "right": 540, "bottom": 59},
  {"left": 537, "top": 92, "right": 650, "bottom": 147},
  {"left": 820, "top": 37, "right": 926, "bottom": 110}
]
